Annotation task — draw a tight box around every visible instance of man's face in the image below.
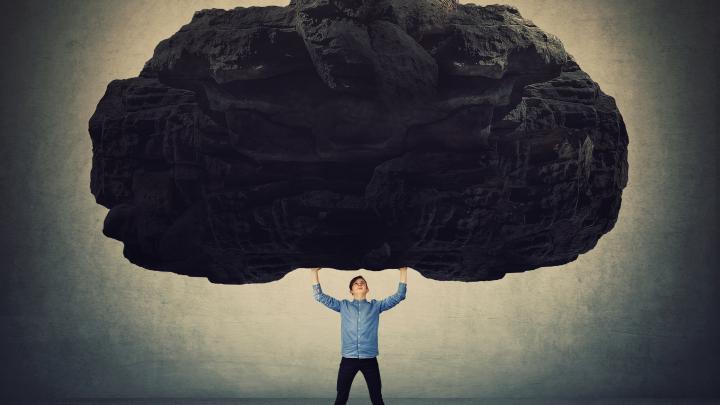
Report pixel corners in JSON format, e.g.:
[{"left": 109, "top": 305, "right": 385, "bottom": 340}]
[{"left": 352, "top": 279, "right": 368, "bottom": 295}]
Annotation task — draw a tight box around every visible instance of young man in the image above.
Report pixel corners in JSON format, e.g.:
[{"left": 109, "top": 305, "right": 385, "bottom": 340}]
[{"left": 311, "top": 267, "right": 408, "bottom": 405}]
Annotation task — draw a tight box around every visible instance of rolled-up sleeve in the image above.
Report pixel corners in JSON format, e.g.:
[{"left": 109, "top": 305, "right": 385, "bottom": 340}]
[
  {"left": 379, "top": 282, "right": 407, "bottom": 313},
  {"left": 313, "top": 283, "right": 341, "bottom": 312}
]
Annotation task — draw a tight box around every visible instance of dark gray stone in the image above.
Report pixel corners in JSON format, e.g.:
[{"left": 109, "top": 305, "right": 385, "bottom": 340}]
[{"left": 89, "top": 0, "right": 628, "bottom": 284}]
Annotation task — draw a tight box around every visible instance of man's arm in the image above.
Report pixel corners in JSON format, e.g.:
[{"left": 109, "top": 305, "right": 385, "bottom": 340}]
[
  {"left": 311, "top": 267, "right": 341, "bottom": 313},
  {"left": 379, "top": 267, "right": 408, "bottom": 313}
]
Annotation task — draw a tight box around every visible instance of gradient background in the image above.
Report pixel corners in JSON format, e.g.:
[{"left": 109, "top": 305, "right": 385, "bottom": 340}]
[{"left": 1, "top": 0, "right": 718, "bottom": 401}]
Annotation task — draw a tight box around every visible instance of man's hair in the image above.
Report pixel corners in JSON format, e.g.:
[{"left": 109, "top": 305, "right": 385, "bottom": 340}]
[{"left": 349, "top": 276, "right": 366, "bottom": 291}]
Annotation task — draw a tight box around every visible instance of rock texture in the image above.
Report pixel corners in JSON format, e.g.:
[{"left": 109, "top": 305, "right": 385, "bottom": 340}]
[{"left": 89, "top": 0, "right": 628, "bottom": 284}]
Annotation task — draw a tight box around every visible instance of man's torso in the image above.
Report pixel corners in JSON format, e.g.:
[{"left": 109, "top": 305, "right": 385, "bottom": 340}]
[{"left": 340, "top": 299, "right": 381, "bottom": 358}]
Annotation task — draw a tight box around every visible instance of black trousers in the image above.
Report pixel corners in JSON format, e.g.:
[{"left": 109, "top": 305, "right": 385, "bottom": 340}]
[{"left": 334, "top": 356, "right": 385, "bottom": 405}]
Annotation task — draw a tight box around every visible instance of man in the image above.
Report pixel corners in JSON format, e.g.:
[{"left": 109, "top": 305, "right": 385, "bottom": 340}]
[{"left": 311, "top": 267, "right": 408, "bottom": 405}]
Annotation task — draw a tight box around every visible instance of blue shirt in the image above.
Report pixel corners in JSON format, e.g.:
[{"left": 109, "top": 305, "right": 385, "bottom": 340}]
[{"left": 313, "top": 282, "right": 407, "bottom": 358}]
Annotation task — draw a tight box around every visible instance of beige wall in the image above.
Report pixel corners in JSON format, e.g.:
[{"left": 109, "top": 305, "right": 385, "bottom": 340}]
[{"left": 1, "top": 0, "right": 718, "bottom": 399}]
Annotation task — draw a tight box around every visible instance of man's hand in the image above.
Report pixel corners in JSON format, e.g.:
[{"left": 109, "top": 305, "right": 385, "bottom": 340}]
[
  {"left": 311, "top": 267, "right": 321, "bottom": 284},
  {"left": 399, "top": 267, "right": 407, "bottom": 283}
]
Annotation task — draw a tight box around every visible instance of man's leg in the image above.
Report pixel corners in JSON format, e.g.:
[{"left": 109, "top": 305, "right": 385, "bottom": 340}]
[
  {"left": 360, "top": 357, "right": 385, "bottom": 405},
  {"left": 334, "top": 357, "right": 360, "bottom": 405}
]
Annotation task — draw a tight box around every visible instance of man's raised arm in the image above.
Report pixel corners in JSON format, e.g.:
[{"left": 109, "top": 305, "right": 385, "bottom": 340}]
[
  {"left": 379, "top": 267, "right": 408, "bottom": 313},
  {"left": 311, "top": 267, "right": 341, "bottom": 312}
]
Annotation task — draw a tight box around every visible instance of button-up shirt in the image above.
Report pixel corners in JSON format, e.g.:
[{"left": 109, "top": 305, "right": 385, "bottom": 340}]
[{"left": 313, "top": 282, "right": 407, "bottom": 358}]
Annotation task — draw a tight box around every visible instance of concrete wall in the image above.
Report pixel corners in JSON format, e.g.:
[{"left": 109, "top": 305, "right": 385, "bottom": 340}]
[{"left": 1, "top": 0, "right": 718, "bottom": 400}]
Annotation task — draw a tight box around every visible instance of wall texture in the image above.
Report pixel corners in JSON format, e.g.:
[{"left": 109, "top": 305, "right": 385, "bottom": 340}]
[{"left": 1, "top": 0, "right": 718, "bottom": 400}]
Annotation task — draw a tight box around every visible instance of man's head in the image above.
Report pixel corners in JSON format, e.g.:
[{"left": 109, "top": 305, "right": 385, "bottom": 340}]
[{"left": 349, "top": 275, "right": 369, "bottom": 300}]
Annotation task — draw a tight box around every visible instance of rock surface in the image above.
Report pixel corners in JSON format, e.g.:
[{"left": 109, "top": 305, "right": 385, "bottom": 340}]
[{"left": 89, "top": 0, "right": 628, "bottom": 284}]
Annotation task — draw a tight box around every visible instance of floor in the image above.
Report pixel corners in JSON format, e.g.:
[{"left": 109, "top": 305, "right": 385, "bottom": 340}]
[{"left": 9, "top": 399, "right": 719, "bottom": 405}]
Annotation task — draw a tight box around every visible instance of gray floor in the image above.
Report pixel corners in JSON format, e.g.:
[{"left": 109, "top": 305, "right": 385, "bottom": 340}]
[{"left": 9, "top": 399, "right": 720, "bottom": 405}]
